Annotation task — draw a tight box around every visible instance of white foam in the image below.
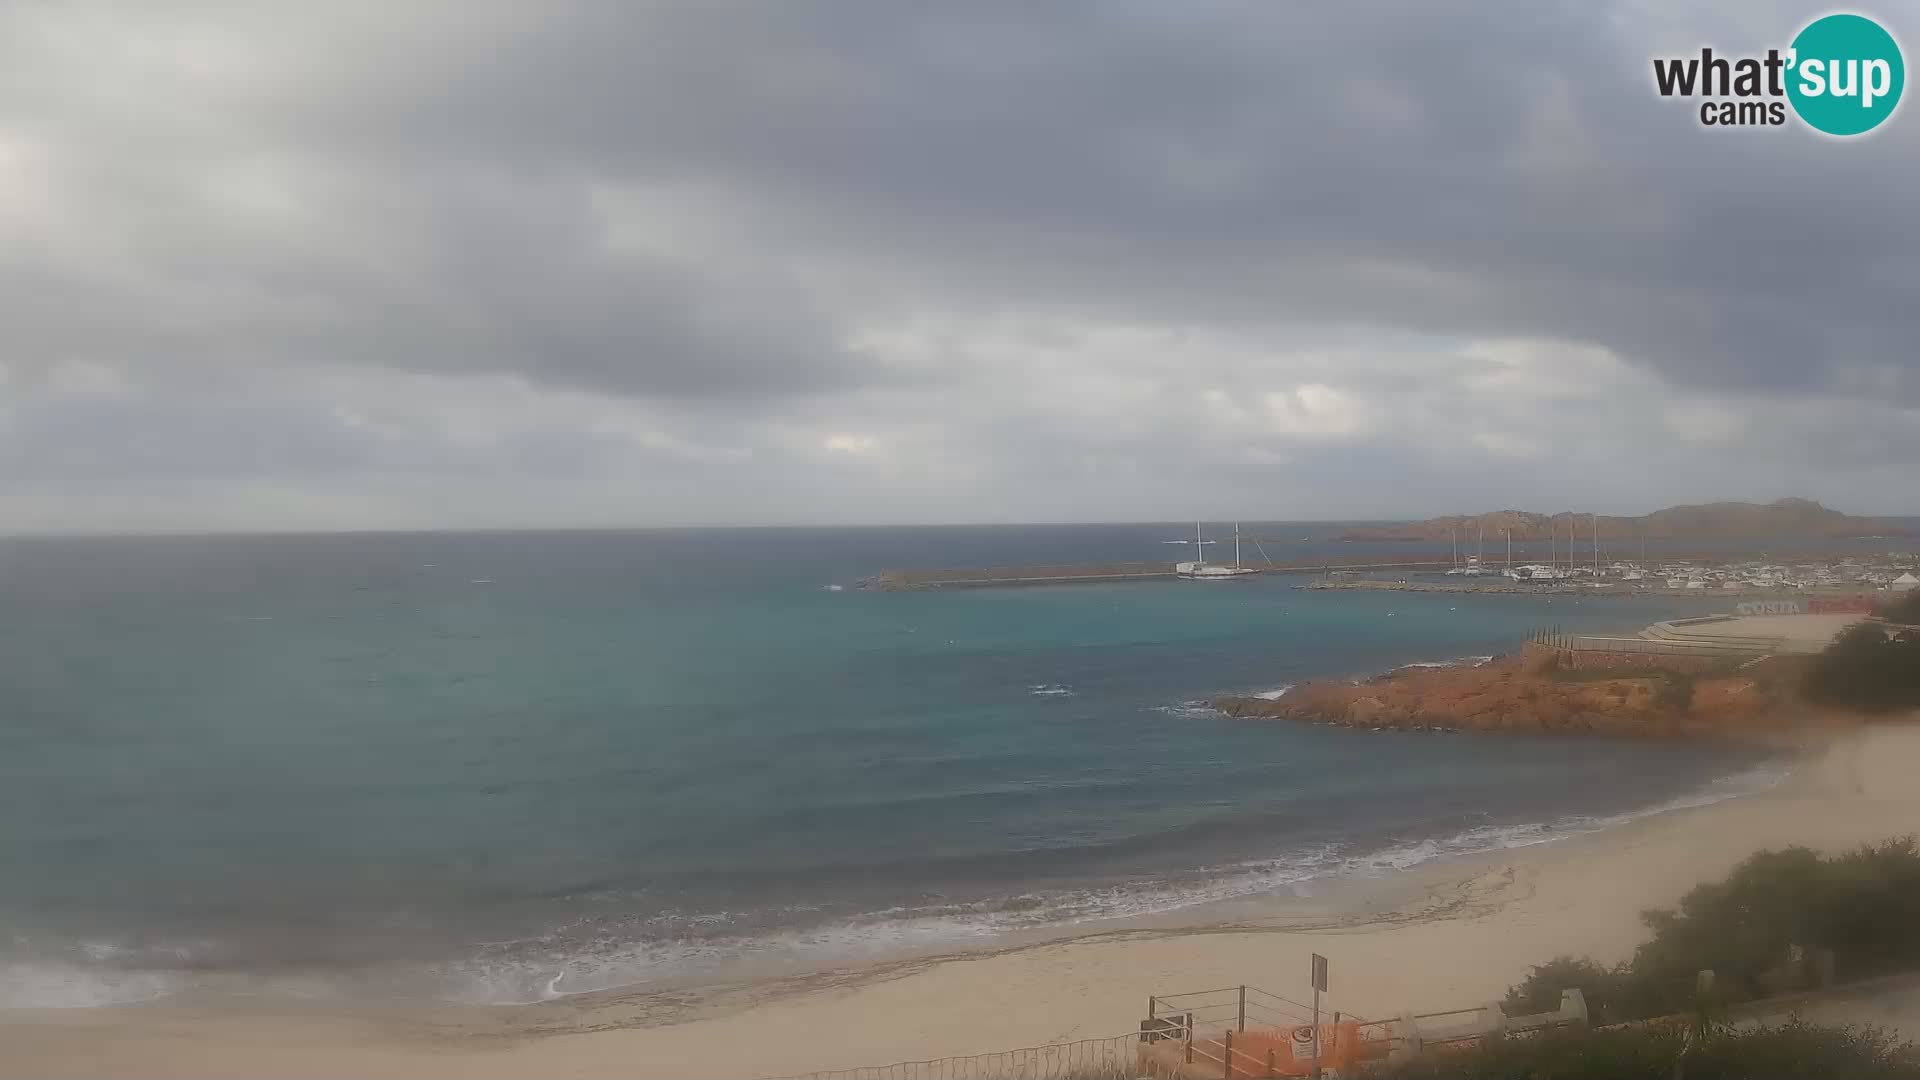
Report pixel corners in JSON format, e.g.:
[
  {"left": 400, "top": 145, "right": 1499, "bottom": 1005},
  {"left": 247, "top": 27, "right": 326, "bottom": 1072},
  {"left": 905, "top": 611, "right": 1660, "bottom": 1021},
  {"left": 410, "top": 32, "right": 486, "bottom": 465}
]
[
  {"left": 1342, "top": 762, "right": 1791, "bottom": 879},
  {"left": 1252, "top": 684, "right": 1295, "bottom": 701},
  {"left": 2, "top": 762, "right": 1795, "bottom": 1009},
  {"left": 433, "top": 764, "right": 1797, "bottom": 1004},
  {"left": 0, "top": 964, "right": 179, "bottom": 1009},
  {"left": 1028, "top": 684, "right": 1075, "bottom": 697},
  {"left": 1397, "top": 655, "right": 1496, "bottom": 671}
]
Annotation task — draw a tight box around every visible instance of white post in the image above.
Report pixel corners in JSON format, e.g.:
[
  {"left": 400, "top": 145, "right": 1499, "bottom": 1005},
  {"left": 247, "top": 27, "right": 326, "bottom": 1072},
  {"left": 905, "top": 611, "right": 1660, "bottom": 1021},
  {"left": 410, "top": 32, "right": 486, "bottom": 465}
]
[
  {"left": 1311, "top": 985, "right": 1321, "bottom": 1080},
  {"left": 1393, "top": 1011, "right": 1423, "bottom": 1063},
  {"left": 1559, "top": 988, "right": 1588, "bottom": 1027}
]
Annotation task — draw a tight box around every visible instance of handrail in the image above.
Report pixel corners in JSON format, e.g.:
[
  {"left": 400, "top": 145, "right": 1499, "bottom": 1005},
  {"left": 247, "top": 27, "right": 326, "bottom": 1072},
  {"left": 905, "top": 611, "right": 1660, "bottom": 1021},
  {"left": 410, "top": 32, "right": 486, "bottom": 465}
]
[
  {"left": 1243, "top": 985, "right": 1319, "bottom": 1016},
  {"left": 1154, "top": 985, "right": 1250, "bottom": 1003},
  {"left": 1413, "top": 1005, "right": 1488, "bottom": 1021}
]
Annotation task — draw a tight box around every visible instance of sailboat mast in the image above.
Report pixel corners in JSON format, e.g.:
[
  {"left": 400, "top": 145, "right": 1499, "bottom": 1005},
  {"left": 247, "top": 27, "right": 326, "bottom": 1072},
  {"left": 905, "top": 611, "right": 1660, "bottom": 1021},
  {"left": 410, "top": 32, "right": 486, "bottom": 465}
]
[{"left": 1234, "top": 523, "right": 1241, "bottom": 570}]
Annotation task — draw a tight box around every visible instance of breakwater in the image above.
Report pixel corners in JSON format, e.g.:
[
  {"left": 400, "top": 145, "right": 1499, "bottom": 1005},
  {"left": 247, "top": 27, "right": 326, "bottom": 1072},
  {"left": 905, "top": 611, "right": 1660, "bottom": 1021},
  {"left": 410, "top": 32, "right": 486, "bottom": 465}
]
[
  {"left": 858, "top": 562, "right": 1176, "bottom": 589},
  {"left": 857, "top": 557, "right": 1468, "bottom": 589}
]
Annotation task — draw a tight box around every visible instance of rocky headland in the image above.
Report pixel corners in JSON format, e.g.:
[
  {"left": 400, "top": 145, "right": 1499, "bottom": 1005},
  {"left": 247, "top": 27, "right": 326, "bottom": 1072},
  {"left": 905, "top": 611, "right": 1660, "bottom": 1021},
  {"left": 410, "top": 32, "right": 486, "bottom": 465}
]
[{"left": 1212, "top": 651, "right": 1828, "bottom": 739}]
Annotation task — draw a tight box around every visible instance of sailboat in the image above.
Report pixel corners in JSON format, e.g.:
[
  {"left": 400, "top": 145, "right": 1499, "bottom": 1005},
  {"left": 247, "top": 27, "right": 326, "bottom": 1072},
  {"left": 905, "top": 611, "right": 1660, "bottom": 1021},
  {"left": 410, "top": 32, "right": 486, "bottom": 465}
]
[
  {"left": 1502, "top": 529, "right": 1525, "bottom": 579},
  {"left": 1167, "top": 522, "right": 1260, "bottom": 579}
]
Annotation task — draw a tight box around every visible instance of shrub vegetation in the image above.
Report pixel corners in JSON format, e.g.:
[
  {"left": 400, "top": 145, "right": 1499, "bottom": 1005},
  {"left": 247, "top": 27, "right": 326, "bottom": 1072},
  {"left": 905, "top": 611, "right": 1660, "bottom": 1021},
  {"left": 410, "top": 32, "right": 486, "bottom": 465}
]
[
  {"left": 1375, "top": 1020, "right": 1919, "bottom": 1080},
  {"left": 1502, "top": 838, "right": 1920, "bottom": 1024}
]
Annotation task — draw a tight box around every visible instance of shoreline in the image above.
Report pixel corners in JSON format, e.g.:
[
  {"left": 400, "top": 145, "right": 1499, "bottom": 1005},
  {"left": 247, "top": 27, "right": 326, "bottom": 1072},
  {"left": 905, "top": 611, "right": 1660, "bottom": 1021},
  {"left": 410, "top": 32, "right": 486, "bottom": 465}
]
[
  {"left": 11, "top": 722, "right": 1918, "bottom": 1079},
  {"left": 0, "top": 730, "right": 1781, "bottom": 1015}
]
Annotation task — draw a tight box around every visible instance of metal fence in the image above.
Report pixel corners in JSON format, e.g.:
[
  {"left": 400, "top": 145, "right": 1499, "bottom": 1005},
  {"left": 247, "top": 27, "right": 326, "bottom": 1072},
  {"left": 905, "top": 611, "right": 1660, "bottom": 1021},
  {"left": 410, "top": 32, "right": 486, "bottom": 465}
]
[
  {"left": 758, "top": 1032, "right": 1140, "bottom": 1080},
  {"left": 1526, "top": 627, "right": 1775, "bottom": 657}
]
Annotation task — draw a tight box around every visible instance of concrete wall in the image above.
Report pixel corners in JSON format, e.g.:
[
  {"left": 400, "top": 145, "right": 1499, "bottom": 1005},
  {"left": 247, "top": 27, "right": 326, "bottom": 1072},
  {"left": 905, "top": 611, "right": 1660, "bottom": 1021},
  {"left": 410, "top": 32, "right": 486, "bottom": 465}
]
[{"left": 1519, "top": 641, "right": 1735, "bottom": 674}]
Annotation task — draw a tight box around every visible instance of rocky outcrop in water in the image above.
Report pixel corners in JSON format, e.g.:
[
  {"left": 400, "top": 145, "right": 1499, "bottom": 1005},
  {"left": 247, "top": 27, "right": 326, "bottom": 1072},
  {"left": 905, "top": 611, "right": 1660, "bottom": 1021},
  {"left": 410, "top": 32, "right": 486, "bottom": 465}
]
[{"left": 1212, "top": 655, "right": 1795, "bottom": 738}]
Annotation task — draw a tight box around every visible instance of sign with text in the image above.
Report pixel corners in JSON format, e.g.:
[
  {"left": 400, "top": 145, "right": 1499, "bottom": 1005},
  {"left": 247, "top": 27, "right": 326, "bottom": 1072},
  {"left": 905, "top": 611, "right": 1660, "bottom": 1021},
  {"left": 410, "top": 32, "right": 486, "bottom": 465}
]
[{"left": 1736, "top": 600, "right": 1802, "bottom": 616}]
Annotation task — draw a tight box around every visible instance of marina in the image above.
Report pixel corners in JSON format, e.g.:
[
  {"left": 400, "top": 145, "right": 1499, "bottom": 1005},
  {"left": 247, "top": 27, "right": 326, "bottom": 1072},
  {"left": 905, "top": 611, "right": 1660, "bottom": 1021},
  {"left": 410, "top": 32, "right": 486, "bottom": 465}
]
[{"left": 860, "top": 550, "right": 1918, "bottom": 593}]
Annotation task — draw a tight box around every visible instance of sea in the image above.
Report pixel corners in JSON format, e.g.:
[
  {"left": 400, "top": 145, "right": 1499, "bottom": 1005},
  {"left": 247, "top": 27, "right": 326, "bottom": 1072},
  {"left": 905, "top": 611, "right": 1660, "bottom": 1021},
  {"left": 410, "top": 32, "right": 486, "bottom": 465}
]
[{"left": 1, "top": 523, "right": 1909, "bottom": 1009}]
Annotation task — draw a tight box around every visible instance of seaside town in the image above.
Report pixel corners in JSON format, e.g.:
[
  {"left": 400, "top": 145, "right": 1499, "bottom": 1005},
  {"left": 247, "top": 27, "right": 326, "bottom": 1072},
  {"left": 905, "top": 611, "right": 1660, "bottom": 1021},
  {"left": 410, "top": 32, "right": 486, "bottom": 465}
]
[{"left": 1313, "top": 550, "right": 1920, "bottom": 598}]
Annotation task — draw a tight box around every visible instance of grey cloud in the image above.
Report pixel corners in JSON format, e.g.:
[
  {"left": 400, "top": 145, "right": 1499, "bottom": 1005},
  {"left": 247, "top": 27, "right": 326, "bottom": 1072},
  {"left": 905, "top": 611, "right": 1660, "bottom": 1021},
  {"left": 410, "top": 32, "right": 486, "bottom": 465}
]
[
  {"left": 8, "top": 0, "right": 1916, "bottom": 403},
  {"left": 0, "top": 0, "right": 1916, "bottom": 530},
  {"left": 282, "top": 0, "right": 1918, "bottom": 401}
]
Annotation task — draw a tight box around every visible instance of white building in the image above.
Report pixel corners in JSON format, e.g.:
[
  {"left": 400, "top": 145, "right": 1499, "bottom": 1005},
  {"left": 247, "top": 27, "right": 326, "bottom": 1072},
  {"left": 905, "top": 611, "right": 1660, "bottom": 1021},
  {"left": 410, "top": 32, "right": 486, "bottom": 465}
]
[{"left": 1892, "top": 571, "right": 1919, "bottom": 592}]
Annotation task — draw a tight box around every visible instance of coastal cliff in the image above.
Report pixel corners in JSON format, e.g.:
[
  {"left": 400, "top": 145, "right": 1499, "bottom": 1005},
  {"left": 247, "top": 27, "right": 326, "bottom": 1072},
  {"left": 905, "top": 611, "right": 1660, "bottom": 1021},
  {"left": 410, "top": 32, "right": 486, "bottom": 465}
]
[
  {"left": 1331, "top": 498, "right": 1903, "bottom": 543},
  {"left": 1213, "top": 654, "right": 1813, "bottom": 738}
]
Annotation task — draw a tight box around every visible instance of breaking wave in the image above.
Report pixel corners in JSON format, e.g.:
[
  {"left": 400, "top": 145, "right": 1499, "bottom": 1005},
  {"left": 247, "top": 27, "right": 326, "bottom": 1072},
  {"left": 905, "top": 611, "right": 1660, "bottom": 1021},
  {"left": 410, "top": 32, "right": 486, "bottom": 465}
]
[{"left": 0, "top": 763, "right": 1791, "bottom": 1008}]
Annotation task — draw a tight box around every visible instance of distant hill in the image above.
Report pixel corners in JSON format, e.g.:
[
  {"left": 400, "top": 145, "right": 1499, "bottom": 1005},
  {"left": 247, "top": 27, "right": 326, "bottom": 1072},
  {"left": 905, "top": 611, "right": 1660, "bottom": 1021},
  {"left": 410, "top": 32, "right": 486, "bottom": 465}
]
[{"left": 1332, "top": 498, "right": 1907, "bottom": 542}]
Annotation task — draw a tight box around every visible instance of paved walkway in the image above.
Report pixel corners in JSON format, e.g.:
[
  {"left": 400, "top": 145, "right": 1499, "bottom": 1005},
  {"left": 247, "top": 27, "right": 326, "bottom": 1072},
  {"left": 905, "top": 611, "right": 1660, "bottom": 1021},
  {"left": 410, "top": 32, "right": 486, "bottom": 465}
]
[{"left": 1731, "top": 971, "right": 1920, "bottom": 1041}]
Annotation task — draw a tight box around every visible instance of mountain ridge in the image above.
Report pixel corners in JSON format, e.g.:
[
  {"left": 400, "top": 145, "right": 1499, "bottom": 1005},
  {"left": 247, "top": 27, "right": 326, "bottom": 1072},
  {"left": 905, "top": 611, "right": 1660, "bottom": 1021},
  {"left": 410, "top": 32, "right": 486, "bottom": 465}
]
[{"left": 1331, "top": 498, "right": 1906, "bottom": 542}]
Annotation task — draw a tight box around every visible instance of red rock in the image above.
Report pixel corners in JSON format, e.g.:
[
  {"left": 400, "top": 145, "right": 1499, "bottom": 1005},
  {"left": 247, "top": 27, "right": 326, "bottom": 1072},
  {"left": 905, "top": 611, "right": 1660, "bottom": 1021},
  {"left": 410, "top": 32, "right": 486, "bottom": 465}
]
[{"left": 1211, "top": 653, "right": 1795, "bottom": 739}]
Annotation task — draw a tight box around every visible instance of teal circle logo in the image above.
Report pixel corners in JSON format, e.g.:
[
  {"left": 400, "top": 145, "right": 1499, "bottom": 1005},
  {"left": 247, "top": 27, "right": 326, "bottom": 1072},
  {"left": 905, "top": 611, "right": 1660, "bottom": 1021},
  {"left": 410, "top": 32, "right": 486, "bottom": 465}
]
[{"left": 1787, "top": 14, "right": 1904, "bottom": 135}]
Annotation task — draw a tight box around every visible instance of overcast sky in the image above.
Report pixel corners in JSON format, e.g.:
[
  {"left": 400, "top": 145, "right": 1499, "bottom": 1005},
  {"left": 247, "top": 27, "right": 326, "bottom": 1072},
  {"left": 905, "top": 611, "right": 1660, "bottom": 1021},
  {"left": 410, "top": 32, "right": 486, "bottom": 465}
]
[{"left": 1, "top": 1, "right": 1915, "bottom": 532}]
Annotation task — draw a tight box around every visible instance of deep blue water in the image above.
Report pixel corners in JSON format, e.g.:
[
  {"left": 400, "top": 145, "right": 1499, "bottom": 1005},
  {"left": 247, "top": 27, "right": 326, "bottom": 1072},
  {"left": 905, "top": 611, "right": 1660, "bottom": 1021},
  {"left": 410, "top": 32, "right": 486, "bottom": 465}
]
[{"left": 3, "top": 524, "right": 1896, "bottom": 1006}]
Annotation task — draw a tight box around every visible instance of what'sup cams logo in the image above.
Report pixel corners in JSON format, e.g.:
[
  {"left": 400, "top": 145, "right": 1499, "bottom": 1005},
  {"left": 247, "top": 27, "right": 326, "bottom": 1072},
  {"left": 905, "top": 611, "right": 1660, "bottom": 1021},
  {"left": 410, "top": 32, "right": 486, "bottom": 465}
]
[{"left": 1653, "top": 12, "right": 1904, "bottom": 135}]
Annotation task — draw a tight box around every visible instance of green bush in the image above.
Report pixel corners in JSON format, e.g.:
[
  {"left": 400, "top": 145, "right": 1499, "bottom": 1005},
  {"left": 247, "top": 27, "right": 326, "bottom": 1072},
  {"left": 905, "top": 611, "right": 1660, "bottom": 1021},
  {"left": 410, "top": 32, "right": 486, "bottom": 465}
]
[
  {"left": 1503, "top": 956, "right": 1625, "bottom": 1024},
  {"left": 1500, "top": 839, "right": 1920, "bottom": 1024},
  {"left": 1876, "top": 589, "right": 1920, "bottom": 624},
  {"left": 1375, "top": 1020, "right": 1919, "bottom": 1080},
  {"left": 1801, "top": 622, "right": 1920, "bottom": 712}
]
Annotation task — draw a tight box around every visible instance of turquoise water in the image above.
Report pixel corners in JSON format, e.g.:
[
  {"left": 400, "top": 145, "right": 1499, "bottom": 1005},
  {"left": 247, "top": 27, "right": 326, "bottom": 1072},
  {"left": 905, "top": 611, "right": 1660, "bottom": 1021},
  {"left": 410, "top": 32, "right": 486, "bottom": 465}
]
[{"left": 0, "top": 526, "right": 1799, "bottom": 1006}]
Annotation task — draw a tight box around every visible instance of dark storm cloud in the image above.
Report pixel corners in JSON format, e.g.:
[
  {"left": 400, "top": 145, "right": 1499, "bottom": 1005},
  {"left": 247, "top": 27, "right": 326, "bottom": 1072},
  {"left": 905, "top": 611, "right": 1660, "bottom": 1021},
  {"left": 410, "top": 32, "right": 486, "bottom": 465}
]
[
  {"left": 4, "top": 0, "right": 1914, "bottom": 405},
  {"left": 236, "top": 0, "right": 1917, "bottom": 401}
]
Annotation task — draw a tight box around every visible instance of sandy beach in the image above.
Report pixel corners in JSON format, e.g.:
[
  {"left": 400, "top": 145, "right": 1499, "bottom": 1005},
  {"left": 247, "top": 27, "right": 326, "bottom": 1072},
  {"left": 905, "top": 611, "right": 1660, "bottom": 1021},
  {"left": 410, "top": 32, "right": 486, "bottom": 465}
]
[{"left": 5, "top": 720, "right": 1917, "bottom": 1080}]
